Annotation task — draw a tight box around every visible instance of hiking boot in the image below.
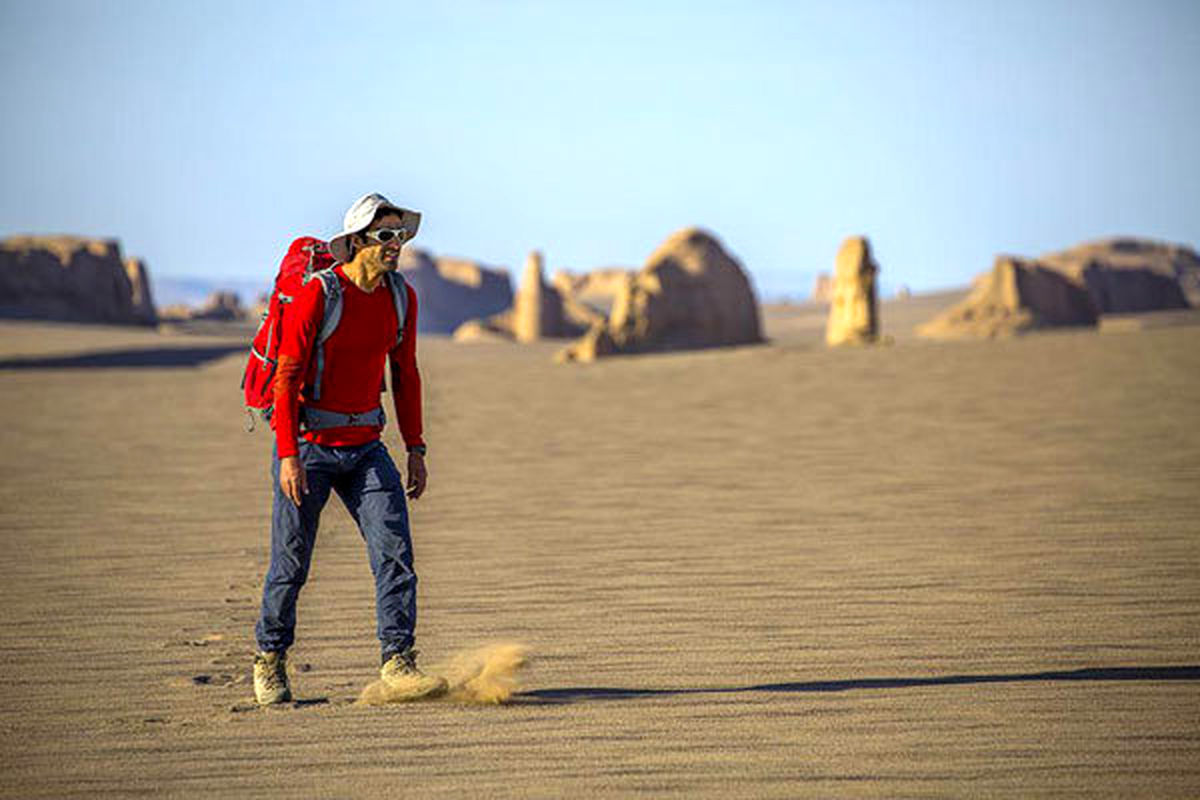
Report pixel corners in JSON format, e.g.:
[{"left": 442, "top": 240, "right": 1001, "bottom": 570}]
[
  {"left": 380, "top": 649, "right": 448, "bottom": 700},
  {"left": 253, "top": 650, "right": 292, "bottom": 706}
]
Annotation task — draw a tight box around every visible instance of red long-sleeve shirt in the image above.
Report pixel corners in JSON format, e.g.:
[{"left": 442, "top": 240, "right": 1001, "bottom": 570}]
[{"left": 272, "top": 265, "right": 424, "bottom": 458}]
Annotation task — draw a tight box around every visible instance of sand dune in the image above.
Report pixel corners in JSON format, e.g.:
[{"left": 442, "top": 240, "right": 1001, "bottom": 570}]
[{"left": 0, "top": 304, "right": 1197, "bottom": 797}]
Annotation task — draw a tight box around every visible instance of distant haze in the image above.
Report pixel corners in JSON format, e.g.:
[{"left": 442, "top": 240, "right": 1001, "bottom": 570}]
[{"left": 2, "top": 1, "right": 1198, "bottom": 300}]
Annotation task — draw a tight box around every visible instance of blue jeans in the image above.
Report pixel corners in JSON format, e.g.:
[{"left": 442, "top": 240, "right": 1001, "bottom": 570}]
[{"left": 255, "top": 439, "right": 417, "bottom": 658}]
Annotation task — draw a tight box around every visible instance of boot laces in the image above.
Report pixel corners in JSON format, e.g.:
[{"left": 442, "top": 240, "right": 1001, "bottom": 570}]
[
  {"left": 257, "top": 653, "right": 287, "bottom": 689},
  {"left": 388, "top": 649, "right": 422, "bottom": 675}
]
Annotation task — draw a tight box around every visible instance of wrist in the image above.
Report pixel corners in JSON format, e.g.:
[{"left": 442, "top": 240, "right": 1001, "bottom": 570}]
[{"left": 406, "top": 444, "right": 427, "bottom": 456}]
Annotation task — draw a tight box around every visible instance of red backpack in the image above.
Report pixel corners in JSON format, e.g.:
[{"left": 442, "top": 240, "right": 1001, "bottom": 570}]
[{"left": 240, "top": 237, "right": 410, "bottom": 431}]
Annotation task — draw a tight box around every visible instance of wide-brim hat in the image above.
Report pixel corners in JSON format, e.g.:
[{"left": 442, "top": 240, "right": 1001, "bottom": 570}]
[{"left": 329, "top": 192, "right": 422, "bottom": 263}]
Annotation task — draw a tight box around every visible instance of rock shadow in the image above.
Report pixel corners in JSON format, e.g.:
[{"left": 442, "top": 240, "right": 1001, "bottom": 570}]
[{"left": 0, "top": 344, "right": 245, "bottom": 370}]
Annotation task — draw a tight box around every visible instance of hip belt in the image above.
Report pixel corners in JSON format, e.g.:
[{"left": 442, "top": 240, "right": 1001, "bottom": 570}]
[{"left": 300, "top": 405, "right": 386, "bottom": 431}]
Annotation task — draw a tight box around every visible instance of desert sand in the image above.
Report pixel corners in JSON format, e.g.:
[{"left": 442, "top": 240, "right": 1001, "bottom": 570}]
[{"left": 1, "top": 294, "right": 1198, "bottom": 798}]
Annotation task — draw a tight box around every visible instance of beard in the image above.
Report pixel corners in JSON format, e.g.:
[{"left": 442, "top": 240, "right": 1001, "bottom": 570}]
[{"left": 359, "top": 244, "right": 400, "bottom": 274}]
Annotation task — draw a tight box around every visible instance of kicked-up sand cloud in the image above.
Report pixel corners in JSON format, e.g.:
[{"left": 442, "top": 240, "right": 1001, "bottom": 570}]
[{"left": 356, "top": 643, "right": 529, "bottom": 706}]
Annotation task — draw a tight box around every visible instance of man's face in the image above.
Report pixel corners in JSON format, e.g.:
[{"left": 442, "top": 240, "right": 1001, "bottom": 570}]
[{"left": 359, "top": 211, "right": 406, "bottom": 270}]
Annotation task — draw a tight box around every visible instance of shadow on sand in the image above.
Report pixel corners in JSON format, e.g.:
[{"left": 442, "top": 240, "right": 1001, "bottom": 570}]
[
  {"left": 0, "top": 344, "right": 245, "bottom": 370},
  {"left": 517, "top": 665, "right": 1200, "bottom": 705}
]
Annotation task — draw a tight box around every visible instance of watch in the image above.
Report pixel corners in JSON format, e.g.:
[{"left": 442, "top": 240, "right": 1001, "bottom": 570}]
[{"left": 407, "top": 444, "right": 428, "bottom": 456}]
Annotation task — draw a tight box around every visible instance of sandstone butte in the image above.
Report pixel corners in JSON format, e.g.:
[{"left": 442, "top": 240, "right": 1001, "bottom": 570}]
[
  {"left": 398, "top": 248, "right": 512, "bottom": 335},
  {"left": 918, "top": 238, "right": 1196, "bottom": 340},
  {"left": 556, "top": 227, "right": 763, "bottom": 363},
  {"left": 825, "top": 236, "right": 880, "bottom": 346},
  {"left": 0, "top": 235, "right": 156, "bottom": 326}
]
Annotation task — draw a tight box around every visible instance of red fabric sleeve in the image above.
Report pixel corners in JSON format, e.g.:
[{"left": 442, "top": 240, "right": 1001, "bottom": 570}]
[
  {"left": 273, "top": 281, "right": 323, "bottom": 458},
  {"left": 388, "top": 283, "right": 425, "bottom": 449}
]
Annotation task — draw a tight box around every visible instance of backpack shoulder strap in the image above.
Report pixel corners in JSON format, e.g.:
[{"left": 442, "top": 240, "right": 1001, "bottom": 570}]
[
  {"left": 384, "top": 271, "right": 409, "bottom": 348},
  {"left": 310, "top": 269, "right": 344, "bottom": 344},
  {"left": 304, "top": 268, "right": 344, "bottom": 401}
]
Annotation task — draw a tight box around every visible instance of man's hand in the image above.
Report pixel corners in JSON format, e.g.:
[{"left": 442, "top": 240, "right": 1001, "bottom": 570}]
[
  {"left": 280, "top": 455, "right": 309, "bottom": 507},
  {"left": 406, "top": 451, "right": 428, "bottom": 500}
]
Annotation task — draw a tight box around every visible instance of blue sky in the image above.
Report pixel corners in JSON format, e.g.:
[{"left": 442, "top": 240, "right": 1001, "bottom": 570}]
[{"left": 2, "top": 0, "right": 1198, "bottom": 298}]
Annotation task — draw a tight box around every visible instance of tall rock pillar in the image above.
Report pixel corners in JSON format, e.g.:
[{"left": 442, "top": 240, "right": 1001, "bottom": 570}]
[
  {"left": 513, "top": 250, "right": 566, "bottom": 342},
  {"left": 825, "top": 236, "right": 879, "bottom": 346}
]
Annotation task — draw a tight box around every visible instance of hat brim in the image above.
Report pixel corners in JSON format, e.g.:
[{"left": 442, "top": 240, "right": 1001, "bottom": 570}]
[{"left": 329, "top": 206, "right": 421, "bottom": 264}]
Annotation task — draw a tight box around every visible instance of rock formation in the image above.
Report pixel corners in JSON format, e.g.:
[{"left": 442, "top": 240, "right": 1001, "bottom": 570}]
[
  {"left": 0, "top": 235, "right": 157, "bottom": 325},
  {"left": 513, "top": 251, "right": 581, "bottom": 341},
  {"left": 918, "top": 238, "right": 1194, "bottom": 340},
  {"left": 122, "top": 257, "right": 156, "bottom": 323},
  {"left": 451, "top": 317, "right": 517, "bottom": 343},
  {"left": 825, "top": 236, "right": 879, "bottom": 346},
  {"left": 560, "top": 323, "right": 617, "bottom": 362},
  {"left": 158, "top": 290, "right": 246, "bottom": 322},
  {"left": 193, "top": 291, "right": 245, "bottom": 321},
  {"left": 398, "top": 249, "right": 513, "bottom": 334},
  {"left": 917, "top": 256, "right": 1098, "bottom": 339},
  {"left": 452, "top": 251, "right": 592, "bottom": 343},
  {"left": 550, "top": 268, "right": 625, "bottom": 331},
  {"left": 1037, "top": 238, "right": 1194, "bottom": 312},
  {"left": 557, "top": 228, "right": 763, "bottom": 362},
  {"left": 551, "top": 267, "right": 633, "bottom": 315},
  {"left": 810, "top": 272, "right": 835, "bottom": 304}
]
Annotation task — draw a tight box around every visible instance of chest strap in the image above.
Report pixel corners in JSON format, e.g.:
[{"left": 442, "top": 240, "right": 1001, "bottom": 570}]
[{"left": 300, "top": 405, "right": 386, "bottom": 431}]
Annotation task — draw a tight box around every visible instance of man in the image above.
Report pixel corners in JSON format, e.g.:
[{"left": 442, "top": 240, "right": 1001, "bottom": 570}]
[{"left": 252, "top": 192, "right": 446, "bottom": 705}]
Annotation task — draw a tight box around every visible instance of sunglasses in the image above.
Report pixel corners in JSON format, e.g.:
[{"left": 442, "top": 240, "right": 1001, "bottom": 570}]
[{"left": 365, "top": 227, "right": 410, "bottom": 244}]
